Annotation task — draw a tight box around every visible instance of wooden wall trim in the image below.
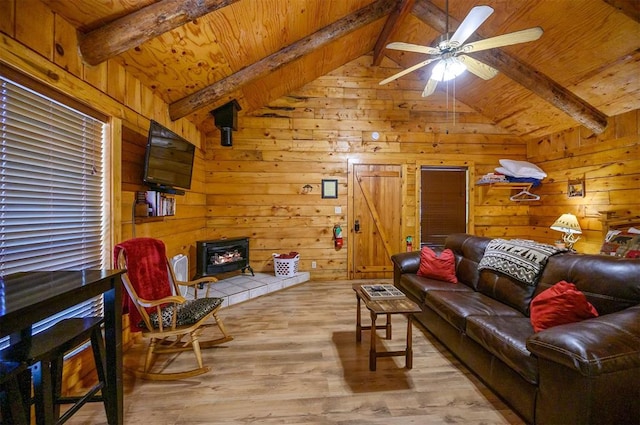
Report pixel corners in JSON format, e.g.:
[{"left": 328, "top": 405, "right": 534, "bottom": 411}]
[
  {"left": 110, "top": 118, "right": 123, "bottom": 249},
  {"left": 0, "top": 34, "right": 124, "bottom": 122}
]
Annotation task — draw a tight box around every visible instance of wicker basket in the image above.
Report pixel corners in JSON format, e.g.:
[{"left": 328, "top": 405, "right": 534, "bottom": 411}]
[{"left": 272, "top": 253, "right": 299, "bottom": 277}]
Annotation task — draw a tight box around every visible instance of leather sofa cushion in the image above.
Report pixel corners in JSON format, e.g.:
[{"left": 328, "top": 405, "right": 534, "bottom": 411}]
[
  {"left": 537, "top": 253, "right": 640, "bottom": 315},
  {"left": 466, "top": 315, "right": 538, "bottom": 385},
  {"left": 398, "top": 274, "right": 472, "bottom": 304},
  {"left": 445, "top": 233, "right": 491, "bottom": 290},
  {"left": 527, "top": 305, "right": 640, "bottom": 376},
  {"left": 425, "top": 290, "right": 521, "bottom": 332},
  {"left": 477, "top": 269, "right": 537, "bottom": 316}
]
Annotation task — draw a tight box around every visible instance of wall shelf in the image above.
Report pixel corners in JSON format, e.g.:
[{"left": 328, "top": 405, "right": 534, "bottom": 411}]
[
  {"left": 477, "top": 182, "right": 534, "bottom": 203},
  {"left": 134, "top": 190, "right": 176, "bottom": 220},
  {"left": 134, "top": 216, "right": 164, "bottom": 225}
]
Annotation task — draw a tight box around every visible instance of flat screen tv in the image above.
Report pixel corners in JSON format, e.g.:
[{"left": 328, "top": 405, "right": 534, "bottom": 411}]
[{"left": 143, "top": 120, "right": 195, "bottom": 193}]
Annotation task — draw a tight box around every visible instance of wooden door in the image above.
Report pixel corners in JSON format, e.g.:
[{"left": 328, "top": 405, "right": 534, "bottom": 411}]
[{"left": 351, "top": 164, "right": 403, "bottom": 279}]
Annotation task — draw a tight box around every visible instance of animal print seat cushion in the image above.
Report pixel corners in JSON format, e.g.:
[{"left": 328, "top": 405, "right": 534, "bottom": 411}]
[{"left": 141, "top": 297, "right": 223, "bottom": 330}]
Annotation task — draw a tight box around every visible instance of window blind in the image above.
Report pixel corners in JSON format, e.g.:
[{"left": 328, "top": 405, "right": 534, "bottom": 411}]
[
  {"left": 420, "top": 167, "right": 468, "bottom": 248},
  {"left": 0, "top": 75, "right": 108, "bottom": 338}
]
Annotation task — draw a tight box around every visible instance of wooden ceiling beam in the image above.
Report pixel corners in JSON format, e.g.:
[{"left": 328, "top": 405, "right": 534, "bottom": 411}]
[
  {"left": 169, "top": 0, "right": 397, "bottom": 121},
  {"left": 602, "top": 0, "right": 640, "bottom": 23},
  {"left": 78, "top": 0, "right": 240, "bottom": 66},
  {"left": 472, "top": 49, "right": 609, "bottom": 134},
  {"left": 372, "top": 0, "right": 416, "bottom": 66},
  {"left": 412, "top": 0, "right": 608, "bottom": 134}
]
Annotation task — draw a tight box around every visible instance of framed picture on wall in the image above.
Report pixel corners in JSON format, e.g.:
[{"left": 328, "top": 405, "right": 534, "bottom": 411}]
[
  {"left": 568, "top": 179, "right": 585, "bottom": 198},
  {"left": 322, "top": 179, "right": 338, "bottom": 199}
]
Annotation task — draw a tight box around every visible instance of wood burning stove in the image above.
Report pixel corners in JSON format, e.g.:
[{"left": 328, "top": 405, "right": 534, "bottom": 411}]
[{"left": 195, "top": 237, "right": 254, "bottom": 278}]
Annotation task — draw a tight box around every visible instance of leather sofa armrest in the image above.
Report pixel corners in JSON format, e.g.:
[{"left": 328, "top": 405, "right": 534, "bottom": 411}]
[
  {"left": 526, "top": 305, "right": 640, "bottom": 377},
  {"left": 391, "top": 251, "right": 421, "bottom": 274},
  {"left": 391, "top": 252, "right": 421, "bottom": 286}
]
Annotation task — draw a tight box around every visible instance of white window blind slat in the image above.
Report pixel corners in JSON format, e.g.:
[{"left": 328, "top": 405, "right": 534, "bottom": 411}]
[
  {"left": 3, "top": 109, "right": 104, "bottom": 143},
  {"left": 1, "top": 137, "right": 102, "bottom": 176},
  {"left": 0, "top": 75, "right": 109, "bottom": 348}
]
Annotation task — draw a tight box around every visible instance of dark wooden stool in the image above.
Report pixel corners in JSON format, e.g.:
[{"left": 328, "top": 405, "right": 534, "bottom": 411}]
[
  {"left": 1, "top": 317, "right": 108, "bottom": 425},
  {"left": 0, "top": 360, "right": 29, "bottom": 425}
]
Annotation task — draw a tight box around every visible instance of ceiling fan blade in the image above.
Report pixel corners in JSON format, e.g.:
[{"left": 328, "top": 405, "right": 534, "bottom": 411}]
[
  {"left": 379, "top": 58, "right": 439, "bottom": 85},
  {"left": 450, "top": 5, "right": 494, "bottom": 47},
  {"left": 422, "top": 79, "right": 438, "bottom": 97},
  {"left": 386, "top": 42, "right": 440, "bottom": 55},
  {"left": 457, "top": 55, "right": 499, "bottom": 80},
  {"left": 461, "top": 27, "right": 543, "bottom": 53}
]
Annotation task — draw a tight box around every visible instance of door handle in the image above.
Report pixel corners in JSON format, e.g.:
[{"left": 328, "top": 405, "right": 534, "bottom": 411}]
[{"left": 354, "top": 220, "right": 360, "bottom": 232}]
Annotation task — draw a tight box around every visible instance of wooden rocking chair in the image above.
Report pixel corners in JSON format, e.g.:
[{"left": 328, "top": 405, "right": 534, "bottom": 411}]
[{"left": 114, "top": 238, "right": 232, "bottom": 380}]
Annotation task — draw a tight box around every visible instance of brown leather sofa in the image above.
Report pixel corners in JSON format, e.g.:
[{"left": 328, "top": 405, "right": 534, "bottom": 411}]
[{"left": 391, "top": 233, "right": 640, "bottom": 425}]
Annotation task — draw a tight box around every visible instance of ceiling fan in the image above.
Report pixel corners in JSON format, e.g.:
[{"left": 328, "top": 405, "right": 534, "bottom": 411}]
[{"left": 380, "top": 3, "right": 543, "bottom": 97}]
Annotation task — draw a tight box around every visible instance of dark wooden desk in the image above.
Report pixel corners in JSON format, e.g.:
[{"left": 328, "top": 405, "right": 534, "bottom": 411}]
[{"left": 0, "top": 270, "right": 125, "bottom": 424}]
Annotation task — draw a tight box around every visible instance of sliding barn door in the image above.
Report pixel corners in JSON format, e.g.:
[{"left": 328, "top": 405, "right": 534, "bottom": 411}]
[{"left": 351, "top": 164, "right": 403, "bottom": 279}]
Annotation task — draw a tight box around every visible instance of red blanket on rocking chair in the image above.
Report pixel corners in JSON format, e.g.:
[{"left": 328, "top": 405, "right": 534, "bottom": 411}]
[{"left": 114, "top": 238, "right": 174, "bottom": 331}]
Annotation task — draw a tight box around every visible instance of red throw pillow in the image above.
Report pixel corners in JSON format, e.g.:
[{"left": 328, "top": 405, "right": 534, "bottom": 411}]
[
  {"left": 416, "top": 247, "right": 458, "bottom": 284},
  {"left": 530, "top": 281, "right": 598, "bottom": 332}
]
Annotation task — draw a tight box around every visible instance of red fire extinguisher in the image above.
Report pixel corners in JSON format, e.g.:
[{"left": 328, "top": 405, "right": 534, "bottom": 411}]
[
  {"left": 406, "top": 236, "right": 413, "bottom": 252},
  {"left": 333, "top": 224, "right": 343, "bottom": 250}
]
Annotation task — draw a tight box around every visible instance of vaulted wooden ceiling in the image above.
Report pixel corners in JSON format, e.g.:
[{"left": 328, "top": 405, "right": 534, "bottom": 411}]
[{"left": 42, "top": 0, "right": 640, "bottom": 140}]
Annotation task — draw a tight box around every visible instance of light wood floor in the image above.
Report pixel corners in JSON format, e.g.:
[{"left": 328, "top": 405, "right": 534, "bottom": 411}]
[{"left": 66, "top": 280, "right": 525, "bottom": 424}]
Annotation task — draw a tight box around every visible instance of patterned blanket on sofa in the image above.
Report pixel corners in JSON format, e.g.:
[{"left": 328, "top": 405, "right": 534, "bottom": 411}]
[{"left": 478, "top": 239, "right": 565, "bottom": 286}]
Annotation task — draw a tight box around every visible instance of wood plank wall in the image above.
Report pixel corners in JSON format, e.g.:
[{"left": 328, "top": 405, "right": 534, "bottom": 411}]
[
  {"left": 3, "top": 1, "right": 636, "bottom": 281},
  {"left": 526, "top": 111, "right": 640, "bottom": 254},
  {"left": 0, "top": 0, "right": 208, "bottom": 274},
  {"left": 1, "top": 0, "right": 207, "bottom": 391},
  {"left": 204, "top": 56, "right": 530, "bottom": 280},
  {"left": 120, "top": 125, "right": 209, "bottom": 273},
  {"left": 2, "top": 0, "right": 637, "bottom": 392}
]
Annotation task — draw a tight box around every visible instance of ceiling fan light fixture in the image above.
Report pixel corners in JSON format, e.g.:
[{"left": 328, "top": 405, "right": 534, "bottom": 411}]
[
  {"left": 380, "top": 5, "right": 541, "bottom": 90},
  {"left": 432, "top": 57, "right": 467, "bottom": 82}
]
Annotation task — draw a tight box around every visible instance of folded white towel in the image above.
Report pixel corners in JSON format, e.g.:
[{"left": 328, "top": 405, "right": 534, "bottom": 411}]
[{"left": 496, "top": 159, "right": 547, "bottom": 179}]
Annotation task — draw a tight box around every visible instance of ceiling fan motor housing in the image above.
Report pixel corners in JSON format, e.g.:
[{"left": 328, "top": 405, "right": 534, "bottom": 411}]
[{"left": 437, "top": 33, "right": 460, "bottom": 51}]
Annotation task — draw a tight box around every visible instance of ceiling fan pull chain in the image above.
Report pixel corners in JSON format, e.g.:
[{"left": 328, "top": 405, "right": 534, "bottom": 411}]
[
  {"left": 445, "top": 80, "right": 449, "bottom": 123},
  {"left": 453, "top": 79, "right": 456, "bottom": 127}
]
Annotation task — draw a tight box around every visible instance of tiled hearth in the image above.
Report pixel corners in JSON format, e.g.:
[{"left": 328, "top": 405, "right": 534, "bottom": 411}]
[{"left": 185, "top": 271, "right": 310, "bottom": 307}]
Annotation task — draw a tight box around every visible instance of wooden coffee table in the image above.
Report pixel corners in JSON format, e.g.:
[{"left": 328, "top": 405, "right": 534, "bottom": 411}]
[{"left": 352, "top": 283, "right": 421, "bottom": 371}]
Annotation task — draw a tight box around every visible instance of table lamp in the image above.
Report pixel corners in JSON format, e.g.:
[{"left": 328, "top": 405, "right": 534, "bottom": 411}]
[{"left": 550, "top": 213, "right": 582, "bottom": 249}]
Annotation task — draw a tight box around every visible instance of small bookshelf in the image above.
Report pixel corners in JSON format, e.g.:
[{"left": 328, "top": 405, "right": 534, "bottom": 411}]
[{"left": 134, "top": 190, "right": 176, "bottom": 218}]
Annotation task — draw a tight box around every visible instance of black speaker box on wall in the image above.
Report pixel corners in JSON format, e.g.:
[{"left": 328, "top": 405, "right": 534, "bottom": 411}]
[{"left": 211, "top": 100, "right": 241, "bottom": 147}]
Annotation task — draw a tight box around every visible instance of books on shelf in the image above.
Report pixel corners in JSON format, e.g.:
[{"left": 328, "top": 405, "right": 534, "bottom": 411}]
[
  {"left": 147, "top": 191, "right": 176, "bottom": 216},
  {"left": 135, "top": 190, "right": 176, "bottom": 217},
  {"left": 361, "top": 284, "right": 405, "bottom": 300}
]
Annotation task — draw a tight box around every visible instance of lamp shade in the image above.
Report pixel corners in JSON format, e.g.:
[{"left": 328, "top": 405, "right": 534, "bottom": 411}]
[{"left": 550, "top": 213, "right": 582, "bottom": 234}]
